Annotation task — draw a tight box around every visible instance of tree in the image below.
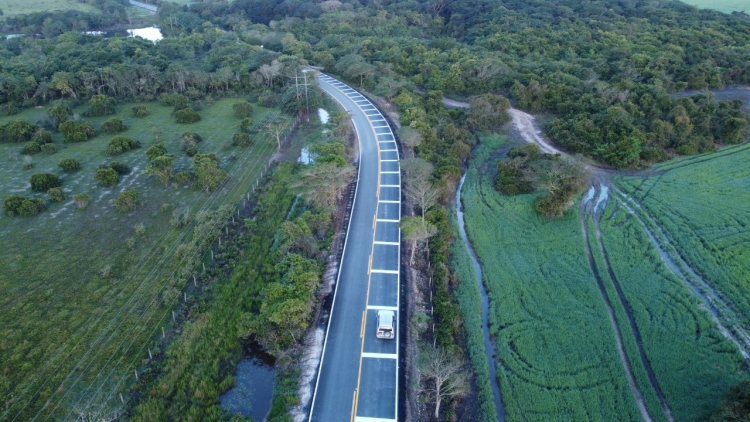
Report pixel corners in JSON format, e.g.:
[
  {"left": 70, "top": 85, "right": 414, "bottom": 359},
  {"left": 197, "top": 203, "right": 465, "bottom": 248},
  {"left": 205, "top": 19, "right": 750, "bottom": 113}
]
[
  {"left": 193, "top": 153, "right": 227, "bottom": 192},
  {"left": 30, "top": 173, "right": 61, "bottom": 192},
  {"left": 175, "top": 108, "right": 201, "bottom": 124},
  {"left": 1, "top": 120, "right": 38, "bottom": 143},
  {"left": 146, "top": 143, "right": 168, "bottom": 160},
  {"left": 3, "top": 194, "right": 44, "bottom": 217},
  {"left": 87, "top": 94, "right": 116, "bottom": 116},
  {"left": 107, "top": 136, "right": 141, "bottom": 155},
  {"left": 182, "top": 131, "right": 202, "bottom": 156},
  {"left": 47, "top": 103, "right": 72, "bottom": 125},
  {"left": 398, "top": 127, "right": 422, "bottom": 155},
  {"left": 47, "top": 187, "right": 65, "bottom": 202},
  {"left": 295, "top": 162, "right": 356, "bottom": 211},
  {"left": 59, "top": 121, "right": 95, "bottom": 143},
  {"left": 73, "top": 193, "right": 92, "bottom": 209},
  {"left": 417, "top": 344, "right": 469, "bottom": 419},
  {"left": 232, "top": 101, "right": 254, "bottom": 118},
  {"left": 113, "top": 189, "right": 139, "bottom": 212},
  {"left": 146, "top": 155, "right": 174, "bottom": 185},
  {"left": 232, "top": 133, "right": 253, "bottom": 147},
  {"left": 402, "top": 159, "right": 439, "bottom": 220},
  {"left": 467, "top": 94, "right": 511, "bottom": 131},
  {"left": 94, "top": 167, "right": 119, "bottom": 187},
  {"left": 101, "top": 118, "right": 127, "bottom": 134},
  {"left": 335, "top": 54, "right": 375, "bottom": 87},
  {"left": 401, "top": 216, "right": 438, "bottom": 265},
  {"left": 59, "top": 158, "right": 81, "bottom": 172},
  {"left": 132, "top": 104, "right": 149, "bottom": 117}
]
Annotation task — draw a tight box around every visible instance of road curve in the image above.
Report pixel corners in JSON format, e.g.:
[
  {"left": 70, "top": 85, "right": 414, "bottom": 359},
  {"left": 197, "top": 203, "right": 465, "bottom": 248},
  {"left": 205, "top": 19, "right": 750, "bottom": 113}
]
[{"left": 308, "top": 74, "right": 402, "bottom": 422}]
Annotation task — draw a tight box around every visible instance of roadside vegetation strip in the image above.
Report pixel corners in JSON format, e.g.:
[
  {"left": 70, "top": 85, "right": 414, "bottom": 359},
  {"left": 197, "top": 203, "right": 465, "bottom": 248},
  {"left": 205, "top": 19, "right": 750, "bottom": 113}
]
[
  {"left": 615, "top": 148, "right": 750, "bottom": 332},
  {"left": 461, "top": 134, "right": 641, "bottom": 421},
  {"left": 0, "top": 100, "right": 284, "bottom": 420},
  {"left": 598, "top": 196, "right": 748, "bottom": 421}
]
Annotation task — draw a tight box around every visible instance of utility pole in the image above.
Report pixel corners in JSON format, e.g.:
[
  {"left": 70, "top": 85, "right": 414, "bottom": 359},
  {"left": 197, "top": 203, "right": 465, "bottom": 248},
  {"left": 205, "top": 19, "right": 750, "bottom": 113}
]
[
  {"left": 303, "top": 71, "right": 310, "bottom": 119},
  {"left": 294, "top": 72, "right": 301, "bottom": 113}
]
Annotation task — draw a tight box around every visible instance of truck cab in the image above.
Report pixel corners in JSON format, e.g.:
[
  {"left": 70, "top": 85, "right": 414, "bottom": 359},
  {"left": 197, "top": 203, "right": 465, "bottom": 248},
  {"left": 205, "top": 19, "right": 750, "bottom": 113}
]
[{"left": 376, "top": 310, "right": 395, "bottom": 339}]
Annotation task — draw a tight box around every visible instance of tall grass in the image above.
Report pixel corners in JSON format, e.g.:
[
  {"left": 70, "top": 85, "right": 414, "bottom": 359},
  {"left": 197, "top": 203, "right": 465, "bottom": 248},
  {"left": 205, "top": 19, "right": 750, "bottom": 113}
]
[{"left": 461, "top": 134, "right": 641, "bottom": 421}]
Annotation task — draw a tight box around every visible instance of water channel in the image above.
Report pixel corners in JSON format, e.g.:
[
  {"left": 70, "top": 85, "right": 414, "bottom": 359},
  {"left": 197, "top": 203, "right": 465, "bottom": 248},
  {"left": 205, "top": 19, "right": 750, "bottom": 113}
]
[{"left": 456, "top": 173, "right": 505, "bottom": 421}]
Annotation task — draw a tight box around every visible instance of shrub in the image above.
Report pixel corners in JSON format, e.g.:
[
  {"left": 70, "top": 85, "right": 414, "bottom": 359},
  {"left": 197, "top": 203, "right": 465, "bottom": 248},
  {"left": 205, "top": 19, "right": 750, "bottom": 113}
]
[
  {"left": 146, "top": 155, "right": 174, "bottom": 185},
  {"left": 113, "top": 189, "right": 139, "bottom": 212},
  {"left": 239, "top": 117, "right": 253, "bottom": 132},
  {"left": 131, "top": 105, "right": 150, "bottom": 117},
  {"left": 232, "top": 133, "right": 253, "bottom": 147},
  {"left": 59, "top": 121, "right": 95, "bottom": 143},
  {"left": 47, "top": 103, "right": 73, "bottom": 125},
  {"left": 109, "top": 161, "right": 131, "bottom": 175},
  {"left": 172, "top": 95, "right": 190, "bottom": 112},
  {"left": 31, "top": 129, "right": 53, "bottom": 145},
  {"left": 101, "top": 118, "right": 128, "bottom": 134},
  {"left": 22, "top": 155, "right": 33, "bottom": 169},
  {"left": 3, "top": 194, "right": 44, "bottom": 217},
  {"left": 40, "top": 143, "right": 56, "bottom": 154},
  {"left": 233, "top": 101, "right": 254, "bottom": 118},
  {"left": 0, "top": 120, "right": 38, "bottom": 143},
  {"left": 73, "top": 192, "right": 92, "bottom": 209},
  {"left": 173, "top": 171, "right": 192, "bottom": 184},
  {"left": 86, "top": 94, "right": 116, "bottom": 116},
  {"left": 30, "top": 173, "right": 62, "bottom": 192},
  {"left": 94, "top": 167, "right": 119, "bottom": 187},
  {"left": 174, "top": 108, "right": 201, "bottom": 124},
  {"left": 193, "top": 153, "right": 226, "bottom": 192},
  {"left": 106, "top": 136, "right": 141, "bottom": 155},
  {"left": 146, "top": 143, "right": 168, "bottom": 160},
  {"left": 0, "top": 103, "right": 18, "bottom": 116},
  {"left": 159, "top": 93, "right": 176, "bottom": 106},
  {"left": 59, "top": 158, "right": 81, "bottom": 172},
  {"left": 181, "top": 132, "right": 202, "bottom": 156},
  {"left": 21, "top": 142, "right": 41, "bottom": 155},
  {"left": 47, "top": 187, "right": 65, "bottom": 202}
]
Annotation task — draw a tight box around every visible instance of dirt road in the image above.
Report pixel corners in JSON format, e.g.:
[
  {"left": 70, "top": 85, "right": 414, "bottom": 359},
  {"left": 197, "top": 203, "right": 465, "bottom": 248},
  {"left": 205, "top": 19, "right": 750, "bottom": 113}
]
[{"left": 440, "top": 97, "right": 563, "bottom": 155}]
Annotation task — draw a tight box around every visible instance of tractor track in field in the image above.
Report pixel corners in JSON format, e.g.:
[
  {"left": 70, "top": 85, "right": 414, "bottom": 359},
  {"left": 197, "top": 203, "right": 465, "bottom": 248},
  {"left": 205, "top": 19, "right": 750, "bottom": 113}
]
[
  {"left": 581, "top": 184, "right": 658, "bottom": 422},
  {"left": 587, "top": 184, "right": 676, "bottom": 422},
  {"left": 613, "top": 189, "right": 750, "bottom": 359}
]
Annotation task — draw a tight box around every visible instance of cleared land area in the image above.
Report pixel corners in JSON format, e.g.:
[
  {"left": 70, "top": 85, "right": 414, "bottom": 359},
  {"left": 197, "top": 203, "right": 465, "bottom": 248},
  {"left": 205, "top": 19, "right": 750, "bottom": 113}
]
[
  {"left": 462, "top": 133, "right": 750, "bottom": 421},
  {"left": 0, "top": 98, "right": 283, "bottom": 420},
  {"left": 0, "top": 0, "right": 97, "bottom": 17},
  {"left": 680, "top": 0, "right": 749, "bottom": 14}
]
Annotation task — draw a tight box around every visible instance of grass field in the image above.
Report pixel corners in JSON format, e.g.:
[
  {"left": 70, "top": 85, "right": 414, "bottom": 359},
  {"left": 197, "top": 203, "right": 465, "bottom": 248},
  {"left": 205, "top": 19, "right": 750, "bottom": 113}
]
[
  {"left": 0, "top": 0, "right": 97, "bottom": 17},
  {"left": 597, "top": 196, "right": 747, "bottom": 421},
  {"left": 679, "top": 0, "right": 748, "bottom": 14},
  {"left": 461, "top": 134, "right": 642, "bottom": 421},
  {"left": 461, "top": 133, "right": 750, "bottom": 420},
  {"left": 0, "top": 98, "right": 285, "bottom": 420}
]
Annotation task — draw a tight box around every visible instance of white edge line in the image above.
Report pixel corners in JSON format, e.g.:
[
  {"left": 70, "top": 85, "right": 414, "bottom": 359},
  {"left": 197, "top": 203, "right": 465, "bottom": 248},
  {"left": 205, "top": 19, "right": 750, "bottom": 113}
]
[
  {"left": 381, "top": 171, "right": 400, "bottom": 174},
  {"left": 356, "top": 417, "right": 397, "bottom": 422},
  {"left": 371, "top": 269, "right": 399, "bottom": 274},
  {"left": 374, "top": 241, "right": 400, "bottom": 245},
  {"left": 380, "top": 159, "right": 399, "bottom": 162},
  {"left": 308, "top": 74, "right": 364, "bottom": 422},
  {"left": 379, "top": 185, "right": 400, "bottom": 188},
  {"left": 380, "top": 150, "right": 398, "bottom": 152},
  {"left": 378, "top": 200, "right": 400, "bottom": 203},
  {"left": 376, "top": 219, "right": 400, "bottom": 222}
]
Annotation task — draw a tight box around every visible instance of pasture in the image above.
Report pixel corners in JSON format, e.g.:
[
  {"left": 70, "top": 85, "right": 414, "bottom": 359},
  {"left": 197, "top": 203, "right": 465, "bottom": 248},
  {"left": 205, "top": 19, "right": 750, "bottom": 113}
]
[
  {"left": 0, "top": 98, "right": 283, "bottom": 419},
  {"left": 0, "top": 0, "right": 97, "bottom": 17}
]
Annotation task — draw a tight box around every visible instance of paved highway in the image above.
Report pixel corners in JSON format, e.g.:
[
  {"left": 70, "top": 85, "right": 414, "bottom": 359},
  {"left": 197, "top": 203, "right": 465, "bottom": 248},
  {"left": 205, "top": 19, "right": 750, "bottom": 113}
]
[{"left": 309, "top": 74, "right": 401, "bottom": 422}]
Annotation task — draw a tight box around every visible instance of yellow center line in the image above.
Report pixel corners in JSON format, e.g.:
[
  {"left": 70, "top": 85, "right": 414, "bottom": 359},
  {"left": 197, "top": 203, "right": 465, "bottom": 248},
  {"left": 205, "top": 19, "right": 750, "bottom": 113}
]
[{"left": 342, "top": 85, "right": 385, "bottom": 420}]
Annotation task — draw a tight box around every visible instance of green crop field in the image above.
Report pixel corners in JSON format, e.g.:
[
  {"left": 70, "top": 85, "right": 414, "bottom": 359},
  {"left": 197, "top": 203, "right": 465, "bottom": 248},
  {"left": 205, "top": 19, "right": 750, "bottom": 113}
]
[
  {"left": 597, "top": 197, "right": 746, "bottom": 421},
  {"left": 0, "top": 0, "right": 97, "bottom": 17},
  {"left": 461, "top": 134, "right": 643, "bottom": 421},
  {"left": 0, "top": 98, "right": 285, "bottom": 419},
  {"left": 461, "top": 134, "right": 750, "bottom": 421},
  {"left": 679, "top": 0, "right": 749, "bottom": 14}
]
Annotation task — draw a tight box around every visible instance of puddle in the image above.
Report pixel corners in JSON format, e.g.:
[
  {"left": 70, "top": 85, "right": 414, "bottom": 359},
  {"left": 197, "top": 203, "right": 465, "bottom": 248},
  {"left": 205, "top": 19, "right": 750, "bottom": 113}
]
[
  {"left": 220, "top": 342, "right": 276, "bottom": 420},
  {"left": 318, "top": 108, "right": 330, "bottom": 125}
]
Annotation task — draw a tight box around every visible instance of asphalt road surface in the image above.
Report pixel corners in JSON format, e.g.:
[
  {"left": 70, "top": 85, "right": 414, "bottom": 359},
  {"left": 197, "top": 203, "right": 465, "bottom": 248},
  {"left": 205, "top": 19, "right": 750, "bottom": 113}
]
[{"left": 309, "top": 74, "right": 401, "bottom": 422}]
